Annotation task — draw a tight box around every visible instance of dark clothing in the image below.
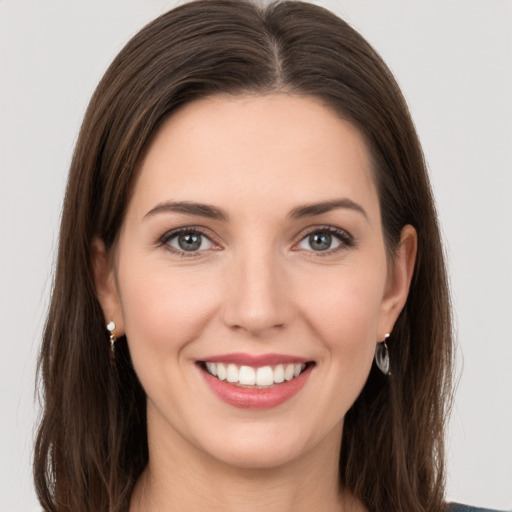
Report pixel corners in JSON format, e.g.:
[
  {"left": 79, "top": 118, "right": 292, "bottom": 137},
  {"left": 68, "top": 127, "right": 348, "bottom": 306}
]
[{"left": 448, "top": 504, "right": 508, "bottom": 512}]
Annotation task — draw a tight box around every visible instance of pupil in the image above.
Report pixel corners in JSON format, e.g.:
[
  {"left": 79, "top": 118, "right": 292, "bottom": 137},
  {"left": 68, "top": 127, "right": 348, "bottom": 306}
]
[
  {"left": 310, "top": 233, "right": 331, "bottom": 251},
  {"left": 178, "top": 233, "right": 201, "bottom": 251}
]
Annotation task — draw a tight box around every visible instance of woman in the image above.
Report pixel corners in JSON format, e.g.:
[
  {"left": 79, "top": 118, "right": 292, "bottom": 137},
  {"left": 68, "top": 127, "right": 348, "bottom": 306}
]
[{"left": 32, "top": 1, "right": 500, "bottom": 511}]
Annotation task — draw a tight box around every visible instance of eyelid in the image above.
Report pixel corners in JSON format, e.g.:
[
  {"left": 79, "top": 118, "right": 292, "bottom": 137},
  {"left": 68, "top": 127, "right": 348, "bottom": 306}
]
[
  {"left": 157, "top": 224, "right": 354, "bottom": 258},
  {"left": 292, "top": 225, "right": 354, "bottom": 255},
  {"left": 159, "top": 226, "right": 222, "bottom": 257}
]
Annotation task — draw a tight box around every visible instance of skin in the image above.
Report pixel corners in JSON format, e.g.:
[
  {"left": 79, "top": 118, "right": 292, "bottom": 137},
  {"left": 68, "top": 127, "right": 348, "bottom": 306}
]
[{"left": 93, "top": 94, "right": 417, "bottom": 511}]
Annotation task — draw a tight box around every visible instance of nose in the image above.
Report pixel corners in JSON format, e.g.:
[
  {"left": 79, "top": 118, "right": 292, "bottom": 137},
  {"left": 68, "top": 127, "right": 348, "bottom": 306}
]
[{"left": 222, "top": 247, "right": 290, "bottom": 337}]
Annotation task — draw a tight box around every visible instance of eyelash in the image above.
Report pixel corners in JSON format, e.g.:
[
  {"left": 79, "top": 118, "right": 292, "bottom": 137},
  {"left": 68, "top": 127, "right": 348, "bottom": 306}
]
[
  {"left": 159, "top": 227, "right": 220, "bottom": 258},
  {"left": 158, "top": 225, "right": 354, "bottom": 258},
  {"left": 295, "top": 226, "right": 354, "bottom": 257}
]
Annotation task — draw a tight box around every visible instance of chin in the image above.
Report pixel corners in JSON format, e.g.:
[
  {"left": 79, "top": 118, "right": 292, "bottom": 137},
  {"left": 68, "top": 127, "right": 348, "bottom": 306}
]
[
  {"left": 206, "top": 437, "right": 310, "bottom": 470},
  {"left": 194, "top": 417, "right": 342, "bottom": 471}
]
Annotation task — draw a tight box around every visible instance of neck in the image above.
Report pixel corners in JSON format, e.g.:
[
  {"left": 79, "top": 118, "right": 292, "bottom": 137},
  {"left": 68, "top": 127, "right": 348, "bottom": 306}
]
[{"left": 130, "top": 418, "right": 363, "bottom": 512}]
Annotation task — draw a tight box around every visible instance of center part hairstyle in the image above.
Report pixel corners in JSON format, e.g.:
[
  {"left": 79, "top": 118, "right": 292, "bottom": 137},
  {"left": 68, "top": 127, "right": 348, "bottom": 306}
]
[{"left": 34, "top": 1, "right": 453, "bottom": 511}]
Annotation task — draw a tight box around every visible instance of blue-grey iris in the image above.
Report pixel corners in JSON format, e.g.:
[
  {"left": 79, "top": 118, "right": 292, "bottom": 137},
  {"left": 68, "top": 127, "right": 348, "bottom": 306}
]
[
  {"left": 309, "top": 232, "right": 331, "bottom": 251},
  {"left": 178, "top": 233, "right": 202, "bottom": 251}
]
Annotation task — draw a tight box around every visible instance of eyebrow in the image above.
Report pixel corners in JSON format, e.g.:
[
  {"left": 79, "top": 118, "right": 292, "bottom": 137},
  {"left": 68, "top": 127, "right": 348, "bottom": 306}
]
[
  {"left": 144, "top": 201, "right": 229, "bottom": 221},
  {"left": 143, "top": 198, "right": 368, "bottom": 222},
  {"left": 288, "top": 199, "right": 368, "bottom": 221}
]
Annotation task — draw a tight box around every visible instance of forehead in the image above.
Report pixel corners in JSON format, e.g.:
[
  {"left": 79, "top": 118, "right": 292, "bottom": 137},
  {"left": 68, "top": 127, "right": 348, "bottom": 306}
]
[{"left": 131, "top": 94, "right": 378, "bottom": 220}]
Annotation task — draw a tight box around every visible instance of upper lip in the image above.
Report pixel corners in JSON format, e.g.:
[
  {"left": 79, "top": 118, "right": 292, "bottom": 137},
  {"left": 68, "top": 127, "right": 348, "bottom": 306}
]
[{"left": 198, "top": 352, "right": 311, "bottom": 366}]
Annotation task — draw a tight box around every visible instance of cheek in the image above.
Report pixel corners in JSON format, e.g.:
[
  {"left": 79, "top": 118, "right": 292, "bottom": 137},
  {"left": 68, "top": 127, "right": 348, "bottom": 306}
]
[
  {"left": 117, "top": 260, "right": 220, "bottom": 359},
  {"left": 296, "top": 264, "right": 385, "bottom": 373},
  {"left": 301, "top": 261, "right": 384, "bottom": 330}
]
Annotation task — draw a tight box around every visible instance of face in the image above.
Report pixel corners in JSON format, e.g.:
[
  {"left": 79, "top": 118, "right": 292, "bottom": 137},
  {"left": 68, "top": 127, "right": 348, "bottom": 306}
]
[{"left": 95, "top": 94, "right": 415, "bottom": 471}]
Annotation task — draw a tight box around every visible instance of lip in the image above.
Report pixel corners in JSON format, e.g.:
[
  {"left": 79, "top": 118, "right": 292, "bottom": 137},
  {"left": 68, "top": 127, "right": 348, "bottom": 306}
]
[
  {"left": 198, "top": 358, "right": 314, "bottom": 409},
  {"left": 199, "top": 352, "right": 310, "bottom": 366}
]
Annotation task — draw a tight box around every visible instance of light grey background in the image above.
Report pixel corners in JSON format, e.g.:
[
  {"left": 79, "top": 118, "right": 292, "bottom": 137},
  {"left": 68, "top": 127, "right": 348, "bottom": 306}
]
[{"left": 1, "top": 1, "right": 511, "bottom": 510}]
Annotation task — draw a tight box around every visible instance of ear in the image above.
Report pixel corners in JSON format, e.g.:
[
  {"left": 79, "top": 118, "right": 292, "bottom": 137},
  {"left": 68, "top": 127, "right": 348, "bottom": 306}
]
[
  {"left": 91, "top": 237, "right": 125, "bottom": 336},
  {"left": 377, "top": 224, "right": 417, "bottom": 337}
]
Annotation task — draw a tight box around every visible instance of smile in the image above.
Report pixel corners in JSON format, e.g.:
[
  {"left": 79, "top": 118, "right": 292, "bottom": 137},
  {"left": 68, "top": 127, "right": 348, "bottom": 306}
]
[
  {"left": 203, "top": 362, "right": 307, "bottom": 387},
  {"left": 197, "top": 354, "right": 315, "bottom": 409}
]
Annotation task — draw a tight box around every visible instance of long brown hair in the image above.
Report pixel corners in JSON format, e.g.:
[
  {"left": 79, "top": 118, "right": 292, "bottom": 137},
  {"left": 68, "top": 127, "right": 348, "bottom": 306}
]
[{"left": 34, "top": 1, "right": 453, "bottom": 510}]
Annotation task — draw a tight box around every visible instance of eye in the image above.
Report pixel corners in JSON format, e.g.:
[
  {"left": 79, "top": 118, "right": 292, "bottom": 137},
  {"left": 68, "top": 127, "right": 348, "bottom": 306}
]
[
  {"left": 296, "top": 227, "right": 353, "bottom": 254},
  {"left": 161, "top": 228, "right": 216, "bottom": 255}
]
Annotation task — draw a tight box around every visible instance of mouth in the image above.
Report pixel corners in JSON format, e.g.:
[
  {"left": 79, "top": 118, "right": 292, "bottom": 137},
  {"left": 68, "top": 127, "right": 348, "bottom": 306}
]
[
  {"left": 197, "top": 356, "right": 315, "bottom": 409},
  {"left": 199, "top": 361, "right": 312, "bottom": 388}
]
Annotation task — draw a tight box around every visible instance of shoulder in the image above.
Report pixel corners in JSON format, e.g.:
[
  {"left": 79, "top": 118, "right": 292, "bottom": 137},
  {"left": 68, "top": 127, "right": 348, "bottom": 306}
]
[{"left": 448, "top": 503, "right": 508, "bottom": 512}]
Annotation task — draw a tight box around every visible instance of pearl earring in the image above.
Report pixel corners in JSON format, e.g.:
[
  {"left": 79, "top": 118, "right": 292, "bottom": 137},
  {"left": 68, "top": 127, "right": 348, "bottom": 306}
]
[{"left": 106, "top": 321, "right": 116, "bottom": 359}]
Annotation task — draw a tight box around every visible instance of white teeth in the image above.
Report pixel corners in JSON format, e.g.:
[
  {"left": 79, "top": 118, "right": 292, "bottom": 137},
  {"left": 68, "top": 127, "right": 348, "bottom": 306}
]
[
  {"left": 205, "top": 362, "right": 217, "bottom": 376},
  {"left": 216, "top": 363, "right": 227, "bottom": 381},
  {"left": 226, "top": 364, "right": 238, "bottom": 383},
  {"left": 239, "top": 366, "right": 256, "bottom": 385},
  {"left": 274, "top": 364, "right": 285, "bottom": 383},
  {"left": 204, "top": 361, "right": 308, "bottom": 386},
  {"left": 284, "top": 364, "right": 295, "bottom": 381},
  {"left": 256, "top": 366, "right": 274, "bottom": 386}
]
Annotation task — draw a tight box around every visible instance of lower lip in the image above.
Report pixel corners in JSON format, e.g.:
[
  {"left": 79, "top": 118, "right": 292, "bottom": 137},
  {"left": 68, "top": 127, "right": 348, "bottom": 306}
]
[{"left": 199, "top": 364, "right": 313, "bottom": 409}]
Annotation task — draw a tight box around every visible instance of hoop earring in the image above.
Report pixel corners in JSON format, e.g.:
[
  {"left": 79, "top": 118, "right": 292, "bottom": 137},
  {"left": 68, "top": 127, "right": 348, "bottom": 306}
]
[
  {"left": 107, "top": 321, "right": 116, "bottom": 360},
  {"left": 375, "top": 333, "right": 391, "bottom": 376}
]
